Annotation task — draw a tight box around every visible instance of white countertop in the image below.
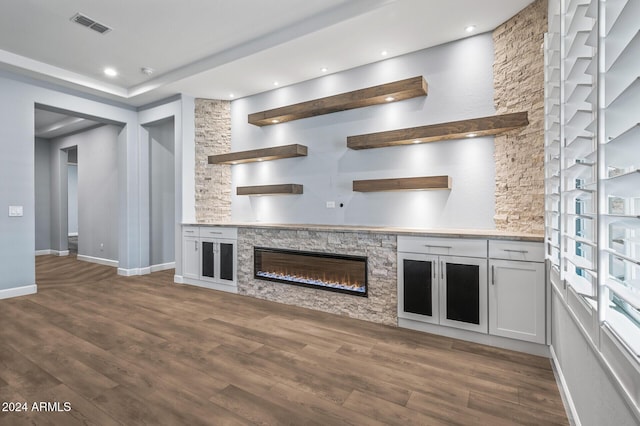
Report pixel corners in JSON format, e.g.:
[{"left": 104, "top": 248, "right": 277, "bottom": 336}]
[{"left": 183, "top": 222, "right": 544, "bottom": 242}]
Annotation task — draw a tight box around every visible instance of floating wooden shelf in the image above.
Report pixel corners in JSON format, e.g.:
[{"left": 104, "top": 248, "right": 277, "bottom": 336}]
[
  {"left": 248, "top": 76, "right": 428, "bottom": 126},
  {"left": 347, "top": 112, "right": 529, "bottom": 150},
  {"left": 353, "top": 176, "right": 451, "bottom": 192},
  {"left": 237, "top": 184, "right": 303, "bottom": 196},
  {"left": 208, "top": 144, "right": 307, "bottom": 165}
]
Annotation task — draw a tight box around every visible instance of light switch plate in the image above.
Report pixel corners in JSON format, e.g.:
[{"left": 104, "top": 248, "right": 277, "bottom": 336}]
[{"left": 9, "top": 205, "right": 23, "bottom": 217}]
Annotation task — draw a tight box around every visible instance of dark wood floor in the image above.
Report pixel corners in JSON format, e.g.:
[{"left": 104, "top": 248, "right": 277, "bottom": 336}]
[{"left": 0, "top": 255, "right": 569, "bottom": 425}]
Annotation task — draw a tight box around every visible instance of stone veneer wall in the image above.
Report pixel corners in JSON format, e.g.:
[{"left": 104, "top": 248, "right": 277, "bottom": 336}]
[
  {"left": 194, "top": 99, "right": 232, "bottom": 222},
  {"left": 493, "top": 0, "right": 547, "bottom": 233},
  {"left": 237, "top": 228, "right": 398, "bottom": 325}
]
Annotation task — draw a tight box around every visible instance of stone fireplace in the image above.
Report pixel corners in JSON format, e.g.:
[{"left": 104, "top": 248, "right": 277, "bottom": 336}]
[
  {"left": 254, "top": 247, "right": 367, "bottom": 296},
  {"left": 236, "top": 227, "right": 397, "bottom": 325}
]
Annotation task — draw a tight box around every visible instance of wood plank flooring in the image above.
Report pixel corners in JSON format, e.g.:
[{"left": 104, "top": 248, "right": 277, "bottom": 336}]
[{"left": 0, "top": 255, "right": 569, "bottom": 425}]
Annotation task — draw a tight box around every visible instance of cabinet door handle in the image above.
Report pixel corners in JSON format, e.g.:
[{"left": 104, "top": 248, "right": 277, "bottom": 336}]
[
  {"left": 491, "top": 265, "right": 495, "bottom": 285},
  {"left": 208, "top": 231, "right": 223, "bottom": 235},
  {"left": 195, "top": 241, "right": 198, "bottom": 251},
  {"left": 441, "top": 261, "right": 444, "bottom": 279},
  {"left": 424, "top": 244, "right": 453, "bottom": 249},
  {"left": 184, "top": 230, "right": 195, "bottom": 233},
  {"left": 501, "top": 249, "right": 528, "bottom": 254},
  {"left": 433, "top": 261, "right": 436, "bottom": 280}
]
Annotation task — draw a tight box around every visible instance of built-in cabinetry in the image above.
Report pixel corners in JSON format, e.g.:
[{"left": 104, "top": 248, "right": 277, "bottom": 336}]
[
  {"left": 398, "top": 237, "right": 489, "bottom": 334},
  {"left": 181, "top": 226, "right": 237, "bottom": 293},
  {"left": 398, "top": 236, "right": 546, "bottom": 346},
  {"left": 488, "top": 241, "right": 546, "bottom": 344}
]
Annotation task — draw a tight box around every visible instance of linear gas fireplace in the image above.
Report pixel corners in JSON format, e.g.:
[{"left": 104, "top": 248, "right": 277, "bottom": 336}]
[{"left": 254, "top": 247, "right": 368, "bottom": 297}]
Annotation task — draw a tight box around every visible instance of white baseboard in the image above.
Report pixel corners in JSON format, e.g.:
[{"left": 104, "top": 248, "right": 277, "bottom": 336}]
[
  {"left": 118, "top": 262, "right": 176, "bottom": 277},
  {"left": 77, "top": 254, "right": 118, "bottom": 268},
  {"left": 174, "top": 275, "right": 184, "bottom": 284},
  {"left": 68, "top": 232, "right": 78, "bottom": 237},
  {"left": 179, "top": 277, "right": 238, "bottom": 294},
  {"left": 550, "top": 345, "right": 580, "bottom": 426},
  {"left": 0, "top": 284, "right": 37, "bottom": 300},
  {"left": 36, "top": 249, "right": 70, "bottom": 256},
  {"left": 397, "top": 317, "right": 550, "bottom": 357},
  {"left": 117, "top": 267, "right": 139, "bottom": 276},
  {"left": 151, "top": 262, "right": 175, "bottom": 272}
]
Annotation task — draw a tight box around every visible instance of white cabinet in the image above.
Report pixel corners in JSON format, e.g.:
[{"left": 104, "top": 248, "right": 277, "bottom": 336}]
[
  {"left": 398, "top": 236, "right": 488, "bottom": 333},
  {"left": 182, "top": 230, "right": 200, "bottom": 280},
  {"left": 489, "top": 259, "right": 545, "bottom": 344},
  {"left": 180, "top": 226, "right": 238, "bottom": 292},
  {"left": 399, "top": 236, "right": 547, "bottom": 345},
  {"left": 488, "top": 241, "right": 545, "bottom": 344}
]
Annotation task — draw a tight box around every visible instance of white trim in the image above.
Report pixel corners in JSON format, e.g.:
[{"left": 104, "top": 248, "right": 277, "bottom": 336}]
[
  {"left": 150, "top": 262, "right": 175, "bottom": 273},
  {"left": 174, "top": 275, "right": 184, "bottom": 284},
  {"left": 35, "top": 249, "right": 71, "bottom": 256},
  {"left": 117, "top": 268, "right": 140, "bottom": 276},
  {"left": 552, "top": 289, "right": 640, "bottom": 423},
  {"left": 397, "top": 317, "right": 550, "bottom": 357},
  {"left": 77, "top": 254, "right": 118, "bottom": 268},
  {"left": 180, "top": 277, "right": 238, "bottom": 294},
  {"left": 550, "top": 345, "right": 581, "bottom": 426},
  {"left": 68, "top": 232, "right": 78, "bottom": 237},
  {"left": 139, "top": 267, "right": 151, "bottom": 275},
  {"left": 0, "top": 284, "right": 37, "bottom": 300}
]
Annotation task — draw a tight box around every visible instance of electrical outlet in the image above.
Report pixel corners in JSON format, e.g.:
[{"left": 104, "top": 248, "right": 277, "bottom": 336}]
[{"left": 326, "top": 201, "right": 336, "bottom": 208}]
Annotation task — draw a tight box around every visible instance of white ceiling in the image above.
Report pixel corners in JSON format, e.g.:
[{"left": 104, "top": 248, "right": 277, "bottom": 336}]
[
  {"left": 34, "top": 109, "right": 102, "bottom": 139},
  {"left": 2, "top": 0, "right": 534, "bottom": 110}
]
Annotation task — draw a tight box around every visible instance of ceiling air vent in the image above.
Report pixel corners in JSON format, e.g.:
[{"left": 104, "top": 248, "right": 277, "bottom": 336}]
[{"left": 70, "top": 13, "right": 112, "bottom": 34}]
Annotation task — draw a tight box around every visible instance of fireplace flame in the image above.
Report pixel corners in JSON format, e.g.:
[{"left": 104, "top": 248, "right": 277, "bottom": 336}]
[{"left": 256, "top": 268, "right": 365, "bottom": 293}]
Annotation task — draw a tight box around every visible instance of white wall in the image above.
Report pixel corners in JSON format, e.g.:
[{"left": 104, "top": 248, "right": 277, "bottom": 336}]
[
  {"left": 34, "top": 138, "right": 51, "bottom": 251},
  {"left": 67, "top": 163, "right": 78, "bottom": 236},
  {"left": 552, "top": 291, "right": 639, "bottom": 426},
  {"left": 0, "top": 71, "right": 140, "bottom": 291},
  {"left": 147, "top": 118, "right": 175, "bottom": 266},
  {"left": 230, "top": 34, "right": 496, "bottom": 229},
  {"left": 48, "top": 125, "right": 120, "bottom": 262}
]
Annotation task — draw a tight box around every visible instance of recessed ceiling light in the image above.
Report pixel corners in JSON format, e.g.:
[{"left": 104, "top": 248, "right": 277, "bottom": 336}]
[
  {"left": 381, "top": 50, "right": 388, "bottom": 56},
  {"left": 465, "top": 25, "right": 476, "bottom": 33},
  {"left": 104, "top": 67, "right": 117, "bottom": 77},
  {"left": 271, "top": 119, "right": 279, "bottom": 124},
  {"left": 321, "top": 67, "right": 328, "bottom": 73},
  {"left": 466, "top": 133, "right": 477, "bottom": 137},
  {"left": 140, "top": 67, "right": 154, "bottom": 76},
  {"left": 273, "top": 81, "right": 279, "bottom": 86},
  {"left": 385, "top": 96, "right": 395, "bottom": 102},
  {"left": 229, "top": 93, "right": 235, "bottom": 98},
  {"left": 413, "top": 140, "right": 421, "bottom": 144}
]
